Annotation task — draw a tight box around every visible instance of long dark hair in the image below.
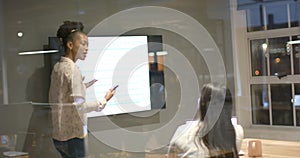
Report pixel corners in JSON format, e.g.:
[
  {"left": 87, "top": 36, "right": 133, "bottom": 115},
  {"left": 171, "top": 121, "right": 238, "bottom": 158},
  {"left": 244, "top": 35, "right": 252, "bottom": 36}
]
[
  {"left": 56, "top": 21, "right": 85, "bottom": 51},
  {"left": 196, "top": 83, "right": 238, "bottom": 158}
]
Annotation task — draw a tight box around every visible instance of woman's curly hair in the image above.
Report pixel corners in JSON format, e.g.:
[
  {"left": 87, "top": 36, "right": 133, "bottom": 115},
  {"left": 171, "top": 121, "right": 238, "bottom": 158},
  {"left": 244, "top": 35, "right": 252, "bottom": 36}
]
[{"left": 56, "top": 21, "right": 84, "bottom": 50}]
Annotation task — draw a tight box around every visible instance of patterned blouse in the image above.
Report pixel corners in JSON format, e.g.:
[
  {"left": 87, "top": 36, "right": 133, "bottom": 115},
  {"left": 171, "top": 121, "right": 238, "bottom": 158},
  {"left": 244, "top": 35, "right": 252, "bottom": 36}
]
[{"left": 49, "top": 57, "right": 102, "bottom": 141}]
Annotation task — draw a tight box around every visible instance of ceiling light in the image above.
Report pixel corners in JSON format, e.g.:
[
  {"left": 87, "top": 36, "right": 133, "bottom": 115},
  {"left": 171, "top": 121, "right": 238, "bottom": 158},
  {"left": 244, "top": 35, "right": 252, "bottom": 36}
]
[
  {"left": 18, "top": 50, "right": 58, "bottom": 55},
  {"left": 287, "top": 40, "right": 300, "bottom": 45}
]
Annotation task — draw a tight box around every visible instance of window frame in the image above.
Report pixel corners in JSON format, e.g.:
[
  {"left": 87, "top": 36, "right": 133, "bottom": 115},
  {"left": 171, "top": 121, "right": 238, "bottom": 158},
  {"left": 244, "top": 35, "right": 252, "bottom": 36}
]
[{"left": 247, "top": 3, "right": 300, "bottom": 127}]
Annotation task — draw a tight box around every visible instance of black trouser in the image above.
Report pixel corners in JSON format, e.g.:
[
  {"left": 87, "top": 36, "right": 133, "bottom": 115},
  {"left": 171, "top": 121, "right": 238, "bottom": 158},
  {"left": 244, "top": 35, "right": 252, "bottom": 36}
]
[{"left": 53, "top": 138, "right": 85, "bottom": 158}]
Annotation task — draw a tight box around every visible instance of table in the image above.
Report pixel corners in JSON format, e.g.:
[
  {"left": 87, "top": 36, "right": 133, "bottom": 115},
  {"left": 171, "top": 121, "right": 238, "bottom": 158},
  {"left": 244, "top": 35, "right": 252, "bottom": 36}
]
[{"left": 240, "top": 138, "right": 300, "bottom": 158}]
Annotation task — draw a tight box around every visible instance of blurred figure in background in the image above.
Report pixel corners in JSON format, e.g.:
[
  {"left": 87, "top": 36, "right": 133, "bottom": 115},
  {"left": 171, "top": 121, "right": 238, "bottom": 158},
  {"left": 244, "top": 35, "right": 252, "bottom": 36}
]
[{"left": 167, "top": 83, "right": 243, "bottom": 158}]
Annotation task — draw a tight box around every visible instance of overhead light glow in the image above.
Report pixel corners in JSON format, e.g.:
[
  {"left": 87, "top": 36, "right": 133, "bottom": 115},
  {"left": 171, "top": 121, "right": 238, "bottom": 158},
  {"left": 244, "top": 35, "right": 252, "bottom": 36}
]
[
  {"left": 17, "top": 31, "right": 23, "bottom": 38},
  {"left": 18, "top": 50, "right": 58, "bottom": 55},
  {"left": 148, "top": 51, "right": 168, "bottom": 56},
  {"left": 262, "top": 43, "right": 268, "bottom": 49},
  {"left": 287, "top": 40, "right": 300, "bottom": 45},
  {"left": 156, "top": 51, "right": 168, "bottom": 56}
]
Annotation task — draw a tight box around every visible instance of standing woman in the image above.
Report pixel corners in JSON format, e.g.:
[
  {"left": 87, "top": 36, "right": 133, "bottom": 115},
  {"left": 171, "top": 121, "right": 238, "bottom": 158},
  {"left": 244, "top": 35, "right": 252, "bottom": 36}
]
[{"left": 49, "top": 21, "right": 115, "bottom": 158}]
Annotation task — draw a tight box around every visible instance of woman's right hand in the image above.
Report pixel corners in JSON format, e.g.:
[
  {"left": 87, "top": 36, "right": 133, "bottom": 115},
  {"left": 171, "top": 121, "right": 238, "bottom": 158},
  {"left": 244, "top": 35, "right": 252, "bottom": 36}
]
[{"left": 104, "top": 89, "right": 115, "bottom": 101}]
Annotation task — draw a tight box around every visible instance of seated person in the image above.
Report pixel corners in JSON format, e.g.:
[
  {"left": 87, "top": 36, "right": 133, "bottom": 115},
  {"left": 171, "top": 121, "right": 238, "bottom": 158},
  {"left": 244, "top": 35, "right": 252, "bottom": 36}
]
[{"left": 167, "top": 83, "right": 244, "bottom": 158}]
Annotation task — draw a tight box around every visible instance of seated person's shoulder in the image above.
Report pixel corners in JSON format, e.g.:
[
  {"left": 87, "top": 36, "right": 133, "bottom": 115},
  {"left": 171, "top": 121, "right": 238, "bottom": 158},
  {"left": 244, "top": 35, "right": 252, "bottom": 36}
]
[
  {"left": 173, "top": 120, "right": 199, "bottom": 138},
  {"left": 233, "top": 124, "right": 244, "bottom": 139},
  {"left": 233, "top": 124, "right": 244, "bottom": 152}
]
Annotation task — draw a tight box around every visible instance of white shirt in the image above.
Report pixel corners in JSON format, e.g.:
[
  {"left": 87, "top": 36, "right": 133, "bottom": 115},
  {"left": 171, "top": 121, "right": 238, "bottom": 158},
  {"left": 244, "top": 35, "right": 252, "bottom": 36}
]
[{"left": 167, "top": 120, "right": 244, "bottom": 158}]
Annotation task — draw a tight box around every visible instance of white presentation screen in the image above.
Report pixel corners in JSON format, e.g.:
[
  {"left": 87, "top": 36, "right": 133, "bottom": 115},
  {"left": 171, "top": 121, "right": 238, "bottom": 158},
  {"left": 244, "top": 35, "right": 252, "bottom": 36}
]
[{"left": 76, "top": 36, "right": 151, "bottom": 117}]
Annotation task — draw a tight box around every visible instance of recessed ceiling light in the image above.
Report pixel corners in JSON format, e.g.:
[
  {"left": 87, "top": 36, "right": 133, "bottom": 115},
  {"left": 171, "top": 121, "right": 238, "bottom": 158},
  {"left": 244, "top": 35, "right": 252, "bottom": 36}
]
[{"left": 17, "top": 31, "right": 23, "bottom": 38}]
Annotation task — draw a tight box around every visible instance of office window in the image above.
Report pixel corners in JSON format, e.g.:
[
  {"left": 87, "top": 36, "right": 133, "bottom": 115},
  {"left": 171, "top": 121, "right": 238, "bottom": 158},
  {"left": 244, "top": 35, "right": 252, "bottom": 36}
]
[
  {"left": 294, "top": 84, "right": 300, "bottom": 126},
  {"left": 269, "top": 37, "right": 291, "bottom": 76},
  {"left": 250, "top": 39, "right": 268, "bottom": 76},
  {"left": 250, "top": 36, "right": 296, "bottom": 126},
  {"left": 247, "top": 1, "right": 300, "bottom": 127},
  {"left": 251, "top": 84, "right": 294, "bottom": 126},
  {"left": 265, "top": 3, "right": 288, "bottom": 30},
  {"left": 246, "top": 1, "right": 296, "bottom": 32},
  {"left": 246, "top": 6, "right": 265, "bottom": 32},
  {"left": 250, "top": 37, "right": 291, "bottom": 77},
  {"left": 292, "top": 35, "right": 300, "bottom": 74},
  {"left": 251, "top": 84, "right": 270, "bottom": 125},
  {"left": 290, "top": 2, "right": 299, "bottom": 27},
  {"left": 271, "top": 84, "right": 293, "bottom": 126}
]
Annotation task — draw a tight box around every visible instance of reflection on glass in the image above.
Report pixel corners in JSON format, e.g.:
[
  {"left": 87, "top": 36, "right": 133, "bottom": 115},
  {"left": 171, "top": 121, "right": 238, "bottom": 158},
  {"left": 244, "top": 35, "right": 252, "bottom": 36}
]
[
  {"left": 271, "top": 84, "right": 293, "bottom": 126},
  {"left": 250, "top": 39, "right": 268, "bottom": 76},
  {"left": 246, "top": 6, "right": 265, "bottom": 32},
  {"left": 292, "top": 35, "right": 300, "bottom": 74},
  {"left": 269, "top": 37, "right": 290, "bottom": 76},
  {"left": 251, "top": 84, "right": 270, "bottom": 125},
  {"left": 294, "top": 84, "right": 300, "bottom": 126},
  {"left": 0, "top": 65, "right": 2, "bottom": 104},
  {"left": 290, "top": 2, "right": 299, "bottom": 27},
  {"left": 266, "top": 3, "right": 288, "bottom": 30}
]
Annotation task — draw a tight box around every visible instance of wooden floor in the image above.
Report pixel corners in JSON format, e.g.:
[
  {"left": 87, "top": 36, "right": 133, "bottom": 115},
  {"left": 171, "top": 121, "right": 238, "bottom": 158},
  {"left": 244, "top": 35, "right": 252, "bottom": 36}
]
[{"left": 240, "top": 138, "right": 300, "bottom": 158}]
